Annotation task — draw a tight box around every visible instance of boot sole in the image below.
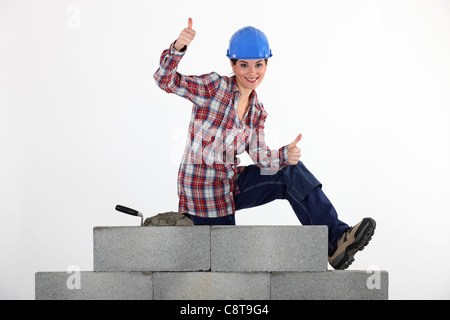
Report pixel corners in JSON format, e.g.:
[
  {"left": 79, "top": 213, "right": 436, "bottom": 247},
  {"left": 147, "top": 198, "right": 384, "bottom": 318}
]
[{"left": 330, "top": 218, "right": 376, "bottom": 270}]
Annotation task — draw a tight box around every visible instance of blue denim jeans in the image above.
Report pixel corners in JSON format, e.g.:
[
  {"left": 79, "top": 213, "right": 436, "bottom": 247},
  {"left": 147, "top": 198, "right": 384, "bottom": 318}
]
[{"left": 188, "top": 162, "right": 350, "bottom": 253}]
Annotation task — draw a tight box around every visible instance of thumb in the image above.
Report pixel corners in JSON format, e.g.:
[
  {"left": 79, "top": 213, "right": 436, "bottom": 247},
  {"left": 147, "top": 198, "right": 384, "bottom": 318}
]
[
  {"left": 188, "top": 17, "right": 193, "bottom": 29},
  {"left": 289, "top": 134, "right": 303, "bottom": 148}
]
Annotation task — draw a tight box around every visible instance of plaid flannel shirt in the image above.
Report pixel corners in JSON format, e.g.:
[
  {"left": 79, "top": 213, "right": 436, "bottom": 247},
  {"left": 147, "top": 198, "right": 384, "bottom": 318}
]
[{"left": 154, "top": 42, "right": 289, "bottom": 218}]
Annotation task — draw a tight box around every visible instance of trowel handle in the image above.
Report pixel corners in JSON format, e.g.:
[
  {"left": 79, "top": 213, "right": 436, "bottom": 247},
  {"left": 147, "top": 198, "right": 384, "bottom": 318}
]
[{"left": 115, "top": 205, "right": 141, "bottom": 217}]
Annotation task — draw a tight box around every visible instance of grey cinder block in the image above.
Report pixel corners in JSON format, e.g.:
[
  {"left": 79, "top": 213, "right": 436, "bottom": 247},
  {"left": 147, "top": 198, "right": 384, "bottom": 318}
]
[
  {"left": 35, "top": 272, "right": 153, "bottom": 300},
  {"left": 36, "top": 225, "right": 389, "bottom": 301},
  {"left": 211, "top": 226, "right": 328, "bottom": 272},
  {"left": 270, "top": 271, "right": 389, "bottom": 300},
  {"left": 94, "top": 226, "right": 210, "bottom": 272},
  {"left": 153, "top": 272, "right": 270, "bottom": 300}
]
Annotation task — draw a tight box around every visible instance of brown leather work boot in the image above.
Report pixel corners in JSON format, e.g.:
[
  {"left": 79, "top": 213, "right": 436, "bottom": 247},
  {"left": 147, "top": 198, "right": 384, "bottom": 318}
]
[{"left": 328, "top": 218, "right": 376, "bottom": 270}]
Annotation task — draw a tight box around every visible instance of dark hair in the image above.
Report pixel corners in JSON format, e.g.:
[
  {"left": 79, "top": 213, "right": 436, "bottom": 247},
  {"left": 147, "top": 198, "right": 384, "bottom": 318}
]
[{"left": 231, "top": 59, "right": 268, "bottom": 65}]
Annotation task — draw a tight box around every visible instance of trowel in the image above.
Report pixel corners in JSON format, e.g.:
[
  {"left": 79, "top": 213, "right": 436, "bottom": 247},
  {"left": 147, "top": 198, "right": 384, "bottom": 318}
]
[{"left": 115, "top": 205, "right": 144, "bottom": 226}]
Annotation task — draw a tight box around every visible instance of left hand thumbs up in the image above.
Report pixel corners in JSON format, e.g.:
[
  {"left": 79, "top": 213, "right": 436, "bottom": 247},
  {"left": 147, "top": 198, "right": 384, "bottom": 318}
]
[{"left": 287, "top": 134, "right": 302, "bottom": 165}]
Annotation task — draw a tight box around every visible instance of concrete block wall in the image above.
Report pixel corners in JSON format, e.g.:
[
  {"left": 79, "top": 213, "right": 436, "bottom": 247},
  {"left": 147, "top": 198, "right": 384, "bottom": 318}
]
[
  {"left": 210, "top": 226, "right": 327, "bottom": 272},
  {"left": 93, "top": 226, "right": 327, "bottom": 272},
  {"left": 35, "top": 226, "right": 389, "bottom": 300},
  {"left": 93, "top": 226, "right": 211, "bottom": 272}
]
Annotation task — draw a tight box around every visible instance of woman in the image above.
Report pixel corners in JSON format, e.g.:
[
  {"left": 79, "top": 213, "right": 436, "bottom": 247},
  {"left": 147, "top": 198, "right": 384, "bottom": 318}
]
[{"left": 154, "top": 18, "right": 375, "bottom": 270}]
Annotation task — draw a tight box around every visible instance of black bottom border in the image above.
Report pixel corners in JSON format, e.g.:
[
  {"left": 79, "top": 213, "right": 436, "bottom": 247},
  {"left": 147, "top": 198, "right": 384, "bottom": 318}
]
[{"left": 28, "top": 300, "right": 396, "bottom": 318}]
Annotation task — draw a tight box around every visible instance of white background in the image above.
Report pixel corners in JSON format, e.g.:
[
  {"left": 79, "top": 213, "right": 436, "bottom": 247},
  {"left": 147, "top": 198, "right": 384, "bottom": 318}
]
[{"left": 1, "top": 0, "right": 450, "bottom": 300}]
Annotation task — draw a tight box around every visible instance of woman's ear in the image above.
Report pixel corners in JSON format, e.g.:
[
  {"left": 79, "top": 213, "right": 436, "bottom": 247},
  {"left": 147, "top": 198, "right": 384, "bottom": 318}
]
[{"left": 230, "top": 60, "right": 236, "bottom": 73}]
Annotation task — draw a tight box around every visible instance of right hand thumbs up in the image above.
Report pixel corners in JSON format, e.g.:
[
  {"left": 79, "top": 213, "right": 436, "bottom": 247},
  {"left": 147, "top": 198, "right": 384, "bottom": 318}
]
[{"left": 174, "top": 18, "right": 196, "bottom": 52}]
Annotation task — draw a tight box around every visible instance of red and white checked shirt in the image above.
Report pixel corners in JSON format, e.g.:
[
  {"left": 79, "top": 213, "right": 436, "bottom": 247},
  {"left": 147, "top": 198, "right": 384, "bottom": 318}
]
[{"left": 154, "top": 42, "right": 289, "bottom": 218}]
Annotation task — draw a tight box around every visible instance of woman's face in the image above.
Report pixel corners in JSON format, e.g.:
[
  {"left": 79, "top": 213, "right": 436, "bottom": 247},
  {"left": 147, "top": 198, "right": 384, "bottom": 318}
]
[{"left": 231, "top": 59, "right": 267, "bottom": 92}]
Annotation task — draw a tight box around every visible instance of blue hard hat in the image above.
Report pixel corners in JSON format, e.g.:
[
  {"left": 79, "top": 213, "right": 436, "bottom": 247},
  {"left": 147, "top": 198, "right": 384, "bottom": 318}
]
[{"left": 226, "top": 26, "right": 273, "bottom": 60}]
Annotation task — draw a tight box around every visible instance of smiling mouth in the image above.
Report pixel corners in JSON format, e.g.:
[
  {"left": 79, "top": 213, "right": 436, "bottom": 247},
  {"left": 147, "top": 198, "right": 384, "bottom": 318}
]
[{"left": 245, "top": 77, "right": 259, "bottom": 83}]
